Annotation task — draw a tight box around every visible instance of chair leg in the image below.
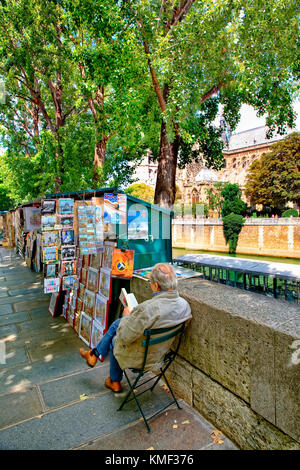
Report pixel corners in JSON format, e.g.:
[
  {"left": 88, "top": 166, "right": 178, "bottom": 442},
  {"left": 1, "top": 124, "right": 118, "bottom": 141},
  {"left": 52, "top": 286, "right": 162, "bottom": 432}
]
[
  {"left": 162, "top": 372, "right": 182, "bottom": 410},
  {"left": 118, "top": 371, "right": 152, "bottom": 432},
  {"left": 118, "top": 370, "right": 137, "bottom": 411}
]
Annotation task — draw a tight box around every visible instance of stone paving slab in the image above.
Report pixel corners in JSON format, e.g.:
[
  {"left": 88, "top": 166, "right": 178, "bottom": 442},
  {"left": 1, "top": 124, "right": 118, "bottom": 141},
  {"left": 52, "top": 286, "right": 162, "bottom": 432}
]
[
  {"left": 0, "top": 387, "right": 43, "bottom": 429},
  {"left": 1, "top": 273, "right": 40, "bottom": 282},
  {"left": 13, "top": 298, "right": 51, "bottom": 313},
  {"left": 29, "top": 306, "right": 50, "bottom": 319},
  {"left": 0, "top": 387, "right": 173, "bottom": 450},
  {"left": 39, "top": 364, "right": 110, "bottom": 410},
  {"left": 0, "top": 350, "right": 89, "bottom": 395},
  {"left": 0, "top": 292, "right": 48, "bottom": 305},
  {"left": 0, "top": 311, "right": 30, "bottom": 326},
  {"left": 78, "top": 403, "right": 237, "bottom": 450},
  {"left": 0, "top": 346, "right": 29, "bottom": 369},
  {"left": 0, "top": 291, "right": 9, "bottom": 298},
  {"left": 4, "top": 321, "right": 74, "bottom": 352},
  {"left": 27, "top": 333, "right": 83, "bottom": 362},
  {"left": 1, "top": 280, "right": 42, "bottom": 290},
  {"left": 0, "top": 304, "right": 13, "bottom": 315},
  {"left": 8, "top": 287, "right": 43, "bottom": 296},
  {"left": 18, "top": 315, "right": 67, "bottom": 332},
  {"left": 0, "top": 324, "right": 19, "bottom": 340}
]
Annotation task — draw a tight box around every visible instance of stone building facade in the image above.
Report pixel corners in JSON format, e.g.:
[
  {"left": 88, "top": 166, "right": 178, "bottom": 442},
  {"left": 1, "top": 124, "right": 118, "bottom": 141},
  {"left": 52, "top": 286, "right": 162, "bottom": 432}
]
[
  {"left": 132, "top": 125, "right": 293, "bottom": 206},
  {"left": 176, "top": 125, "right": 293, "bottom": 205}
]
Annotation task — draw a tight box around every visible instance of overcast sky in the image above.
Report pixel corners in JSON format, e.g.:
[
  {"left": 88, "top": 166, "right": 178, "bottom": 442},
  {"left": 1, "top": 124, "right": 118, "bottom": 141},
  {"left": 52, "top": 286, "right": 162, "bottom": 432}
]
[{"left": 229, "top": 101, "right": 300, "bottom": 134}]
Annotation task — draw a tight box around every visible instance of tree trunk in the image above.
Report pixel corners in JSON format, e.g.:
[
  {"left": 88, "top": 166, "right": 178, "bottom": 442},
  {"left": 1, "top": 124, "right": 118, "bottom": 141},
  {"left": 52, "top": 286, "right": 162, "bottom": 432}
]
[
  {"left": 93, "top": 136, "right": 107, "bottom": 185},
  {"left": 154, "top": 119, "right": 180, "bottom": 210}
]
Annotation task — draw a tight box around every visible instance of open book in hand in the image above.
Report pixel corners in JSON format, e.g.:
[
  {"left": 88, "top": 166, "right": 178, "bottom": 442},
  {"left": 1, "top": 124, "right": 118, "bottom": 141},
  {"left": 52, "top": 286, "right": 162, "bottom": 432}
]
[{"left": 119, "top": 288, "right": 138, "bottom": 313}]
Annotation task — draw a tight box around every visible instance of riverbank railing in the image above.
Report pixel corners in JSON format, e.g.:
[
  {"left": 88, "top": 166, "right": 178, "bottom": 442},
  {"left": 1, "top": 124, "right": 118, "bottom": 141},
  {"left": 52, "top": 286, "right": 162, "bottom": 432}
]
[{"left": 173, "top": 254, "right": 300, "bottom": 304}]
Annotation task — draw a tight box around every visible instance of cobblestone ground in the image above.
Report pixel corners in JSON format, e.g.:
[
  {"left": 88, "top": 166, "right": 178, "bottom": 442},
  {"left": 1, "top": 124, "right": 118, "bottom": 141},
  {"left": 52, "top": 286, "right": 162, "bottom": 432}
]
[{"left": 0, "top": 247, "right": 238, "bottom": 450}]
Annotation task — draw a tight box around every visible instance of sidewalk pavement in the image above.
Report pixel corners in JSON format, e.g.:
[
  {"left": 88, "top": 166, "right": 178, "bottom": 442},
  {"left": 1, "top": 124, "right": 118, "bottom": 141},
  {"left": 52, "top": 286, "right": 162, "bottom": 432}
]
[{"left": 0, "top": 247, "right": 238, "bottom": 451}]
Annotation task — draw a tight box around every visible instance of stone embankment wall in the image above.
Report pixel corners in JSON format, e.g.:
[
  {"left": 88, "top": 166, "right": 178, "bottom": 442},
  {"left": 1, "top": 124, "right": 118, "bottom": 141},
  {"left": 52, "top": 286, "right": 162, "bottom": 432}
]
[
  {"left": 173, "top": 218, "right": 300, "bottom": 258},
  {"left": 130, "top": 276, "right": 300, "bottom": 450}
]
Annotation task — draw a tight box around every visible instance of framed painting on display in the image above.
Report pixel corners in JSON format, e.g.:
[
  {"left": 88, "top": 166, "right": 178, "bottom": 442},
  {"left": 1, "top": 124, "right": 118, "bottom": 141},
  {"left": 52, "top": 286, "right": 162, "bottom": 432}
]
[
  {"left": 78, "top": 312, "right": 92, "bottom": 346},
  {"left": 49, "top": 292, "right": 59, "bottom": 317},
  {"left": 83, "top": 289, "right": 96, "bottom": 317},
  {"left": 90, "top": 320, "right": 104, "bottom": 349},
  {"left": 94, "top": 293, "right": 108, "bottom": 330},
  {"left": 98, "top": 268, "right": 111, "bottom": 300},
  {"left": 61, "top": 245, "right": 76, "bottom": 260},
  {"left": 87, "top": 267, "right": 99, "bottom": 293}
]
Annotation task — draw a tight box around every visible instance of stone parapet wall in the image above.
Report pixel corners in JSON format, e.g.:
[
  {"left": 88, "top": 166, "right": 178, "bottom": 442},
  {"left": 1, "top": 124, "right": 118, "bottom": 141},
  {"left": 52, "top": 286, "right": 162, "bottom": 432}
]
[
  {"left": 172, "top": 219, "right": 300, "bottom": 258},
  {"left": 130, "top": 276, "right": 300, "bottom": 450}
]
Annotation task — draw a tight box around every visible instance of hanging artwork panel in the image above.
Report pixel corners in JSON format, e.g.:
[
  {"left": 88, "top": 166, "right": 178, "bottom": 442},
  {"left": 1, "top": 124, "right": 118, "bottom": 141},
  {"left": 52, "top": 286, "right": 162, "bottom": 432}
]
[
  {"left": 58, "top": 198, "right": 74, "bottom": 215},
  {"left": 98, "top": 267, "right": 111, "bottom": 300},
  {"left": 94, "top": 293, "right": 108, "bottom": 329},
  {"left": 41, "top": 199, "right": 56, "bottom": 214},
  {"left": 90, "top": 320, "right": 104, "bottom": 349},
  {"left": 78, "top": 312, "right": 92, "bottom": 346}
]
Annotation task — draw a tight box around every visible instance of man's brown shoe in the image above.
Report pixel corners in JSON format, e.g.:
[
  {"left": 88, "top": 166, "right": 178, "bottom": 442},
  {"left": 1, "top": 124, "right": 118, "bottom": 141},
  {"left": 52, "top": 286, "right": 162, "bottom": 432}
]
[
  {"left": 105, "top": 376, "right": 122, "bottom": 393},
  {"left": 79, "top": 348, "right": 97, "bottom": 368}
]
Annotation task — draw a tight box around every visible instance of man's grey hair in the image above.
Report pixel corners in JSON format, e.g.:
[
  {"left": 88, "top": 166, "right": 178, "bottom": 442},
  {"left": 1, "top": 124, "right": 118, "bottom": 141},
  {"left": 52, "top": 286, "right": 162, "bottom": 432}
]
[{"left": 149, "top": 263, "right": 178, "bottom": 290}]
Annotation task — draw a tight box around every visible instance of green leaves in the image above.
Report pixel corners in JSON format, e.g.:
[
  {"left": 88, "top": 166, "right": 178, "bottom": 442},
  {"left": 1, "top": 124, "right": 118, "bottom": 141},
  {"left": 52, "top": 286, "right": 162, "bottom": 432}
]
[
  {"left": 222, "top": 213, "right": 245, "bottom": 254},
  {"left": 245, "top": 132, "right": 300, "bottom": 209}
]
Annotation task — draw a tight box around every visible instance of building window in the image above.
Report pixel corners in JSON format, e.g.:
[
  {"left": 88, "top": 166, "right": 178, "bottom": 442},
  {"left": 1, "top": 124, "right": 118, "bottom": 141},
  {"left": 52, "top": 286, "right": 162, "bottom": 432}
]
[{"left": 192, "top": 189, "right": 199, "bottom": 204}]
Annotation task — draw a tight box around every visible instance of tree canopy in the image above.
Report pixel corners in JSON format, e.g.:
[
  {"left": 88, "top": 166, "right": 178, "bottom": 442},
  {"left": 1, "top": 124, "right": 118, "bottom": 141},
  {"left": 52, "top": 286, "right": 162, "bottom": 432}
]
[
  {"left": 244, "top": 132, "right": 300, "bottom": 209},
  {"left": 125, "top": 183, "right": 154, "bottom": 203},
  {"left": 0, "top": 0, "right": 299, "bottom": 210}
]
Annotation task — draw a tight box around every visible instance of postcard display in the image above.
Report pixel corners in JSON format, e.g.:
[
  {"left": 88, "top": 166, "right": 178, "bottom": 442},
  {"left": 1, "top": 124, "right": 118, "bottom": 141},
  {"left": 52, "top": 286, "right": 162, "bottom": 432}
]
[{"left": 43, "top": 193, "right": 134, "bottom": 349}]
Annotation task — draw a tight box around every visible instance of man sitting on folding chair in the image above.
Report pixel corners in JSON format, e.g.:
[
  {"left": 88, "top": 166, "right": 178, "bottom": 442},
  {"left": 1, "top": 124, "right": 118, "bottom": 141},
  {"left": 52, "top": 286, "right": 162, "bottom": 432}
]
[{"left": 80, "top": 263, "right": 192, "bottom": 393}]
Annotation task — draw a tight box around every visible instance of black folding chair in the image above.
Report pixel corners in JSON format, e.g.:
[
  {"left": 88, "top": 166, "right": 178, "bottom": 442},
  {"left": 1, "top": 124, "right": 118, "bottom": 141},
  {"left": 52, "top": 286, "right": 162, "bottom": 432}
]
[{"left": 118, "top": 322, "right": 186, "bottom": 432}]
